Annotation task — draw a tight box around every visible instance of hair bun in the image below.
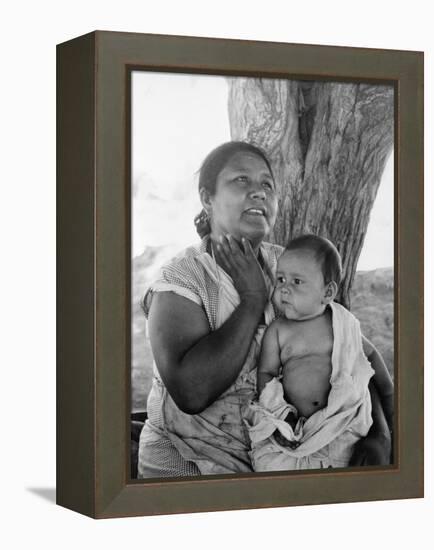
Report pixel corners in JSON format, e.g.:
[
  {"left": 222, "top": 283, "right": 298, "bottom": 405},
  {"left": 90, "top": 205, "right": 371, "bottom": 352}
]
[{"left": 194, "top": 209, "right": 211, "bottom": 238}]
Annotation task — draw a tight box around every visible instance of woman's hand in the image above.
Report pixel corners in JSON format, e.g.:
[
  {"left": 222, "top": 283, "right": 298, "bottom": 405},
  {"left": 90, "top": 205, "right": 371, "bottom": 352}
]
[
  {"left": 214, "top": 235, "right": 268, "bottom": 307},
  {"left": 348, "top": 431, "right": 392, "bottom": 467},
  {"left": 349, "top": 380, "right": 393, "bottom": 467}
]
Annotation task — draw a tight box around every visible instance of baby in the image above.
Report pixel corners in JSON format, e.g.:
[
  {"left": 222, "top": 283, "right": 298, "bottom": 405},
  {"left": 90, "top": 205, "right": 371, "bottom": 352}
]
[{"left": 246, "top": 234, "right": 393, "bottom": 471}]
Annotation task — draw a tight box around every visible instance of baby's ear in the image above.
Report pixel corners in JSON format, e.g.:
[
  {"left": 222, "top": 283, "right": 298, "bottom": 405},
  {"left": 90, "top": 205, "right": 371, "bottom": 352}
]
[{"left": 323, "top": 281, "right": 338, "bottom": 304}]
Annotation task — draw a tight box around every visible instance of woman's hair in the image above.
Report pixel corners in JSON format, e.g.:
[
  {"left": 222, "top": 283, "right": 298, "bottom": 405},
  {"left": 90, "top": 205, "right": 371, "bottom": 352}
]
[
  {"left": 194, "top": 141, "right": 274, "bottom": 238},
  {"left": 285, "top": 234, "right": 343, "bottom": 287}
]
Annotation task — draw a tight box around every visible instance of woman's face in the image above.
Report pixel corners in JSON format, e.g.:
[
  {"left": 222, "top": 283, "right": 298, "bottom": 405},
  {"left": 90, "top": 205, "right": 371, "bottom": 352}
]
[{"left": 203, "top": 152, "right": 278, "bottom": 249}]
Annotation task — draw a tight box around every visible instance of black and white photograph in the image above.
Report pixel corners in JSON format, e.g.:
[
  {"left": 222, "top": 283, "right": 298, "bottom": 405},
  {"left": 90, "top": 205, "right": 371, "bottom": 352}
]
[
  {"left": 6, "top": 0, "right": 430, "bottom": 539},
  {"left": 130, "top": 71, "right": 395, "bottom": 479}
]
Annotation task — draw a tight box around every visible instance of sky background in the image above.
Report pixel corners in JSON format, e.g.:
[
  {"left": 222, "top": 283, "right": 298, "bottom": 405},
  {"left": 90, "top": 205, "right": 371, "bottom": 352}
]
[{"left": 132, "top": 71, "right": 394, "bottom": 270}]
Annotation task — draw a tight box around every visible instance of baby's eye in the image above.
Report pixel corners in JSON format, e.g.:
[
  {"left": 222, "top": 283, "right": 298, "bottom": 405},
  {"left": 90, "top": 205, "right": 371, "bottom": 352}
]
[
  {"left": 293, "top": 278, "right": 302, "bottom": 285},
  {"left": 276, "top": 276, "right": 286, "bottom": 285}
]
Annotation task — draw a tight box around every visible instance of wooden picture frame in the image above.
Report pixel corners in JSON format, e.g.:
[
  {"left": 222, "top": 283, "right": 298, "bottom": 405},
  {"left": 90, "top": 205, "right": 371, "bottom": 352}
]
[{"left": 57, "top": 30, "right": 423, "bottom": 518}]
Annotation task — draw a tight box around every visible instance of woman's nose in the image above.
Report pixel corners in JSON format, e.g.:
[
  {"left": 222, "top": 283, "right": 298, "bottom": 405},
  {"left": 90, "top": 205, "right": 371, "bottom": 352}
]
[{"left": 249, "top": 185, "right": 266, "bottom": 200}]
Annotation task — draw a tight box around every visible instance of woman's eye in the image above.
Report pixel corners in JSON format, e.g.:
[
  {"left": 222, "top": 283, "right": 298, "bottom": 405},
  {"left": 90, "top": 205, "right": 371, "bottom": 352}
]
[
  {"left": 262, "top": 181, "right": 274, "bottom": 190},
  {"left": 235, "top": 176, "right": 248, "bottom": 184}
]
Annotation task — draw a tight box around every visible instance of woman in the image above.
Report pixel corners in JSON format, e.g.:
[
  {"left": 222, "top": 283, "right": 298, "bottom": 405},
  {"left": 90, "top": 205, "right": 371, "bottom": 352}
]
[{"left": 137, "top": 141, "right": 391, "bottom": 478}]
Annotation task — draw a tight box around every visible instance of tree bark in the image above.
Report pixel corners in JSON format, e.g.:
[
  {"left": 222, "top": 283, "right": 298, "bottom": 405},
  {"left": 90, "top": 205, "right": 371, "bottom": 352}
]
[{"left": 227, "top": 78, "right": 394, "bottom": 308}]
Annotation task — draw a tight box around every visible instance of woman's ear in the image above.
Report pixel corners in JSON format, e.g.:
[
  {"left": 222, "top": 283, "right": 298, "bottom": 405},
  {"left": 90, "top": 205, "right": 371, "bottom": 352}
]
[
  {"left": 322, "top": 281, "right": 338, "bottom": 304},
  {"left": 199, "top": 188, "right": 212, "bottom": 214}
]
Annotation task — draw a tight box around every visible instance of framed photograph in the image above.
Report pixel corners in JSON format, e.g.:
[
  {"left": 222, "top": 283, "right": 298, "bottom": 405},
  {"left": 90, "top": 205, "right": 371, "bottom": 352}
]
[{"left": 57, "top": 31, "right": 423, "bottom": 518}]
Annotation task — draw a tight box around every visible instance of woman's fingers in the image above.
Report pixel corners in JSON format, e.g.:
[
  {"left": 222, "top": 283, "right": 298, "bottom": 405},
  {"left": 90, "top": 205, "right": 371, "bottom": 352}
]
[
  {"left": 214, "top": 238, "right": 236, "bottom": 275},
  {"left": 220, "top": 235, "right": 244, "bottom": 269},
  {"left": 214, "top": 235, "right": 267, "bottom": 304},
  {"left": 218, "top": 234, "right": 251, "bottom": 260},
  {"left": 217, "top": 234, "right": 262, "bottom": 275},
  {"left": 241, "top": 237, "right": 256, "bottom": 258},
  {"left": 216, "top": 236, "right": 235, "bottom": 270},
  {"left": 225, "top": 234, "right": 243, "bottom": 260},
  {"left": 214, "top": 242, "right": 232, "bottom": 271}
]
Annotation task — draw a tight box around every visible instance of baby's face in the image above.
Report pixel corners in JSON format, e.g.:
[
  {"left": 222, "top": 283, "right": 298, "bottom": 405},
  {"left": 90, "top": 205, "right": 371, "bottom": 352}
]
[{"left": 273, "top": 249, "right": 327, "bottom": 321}]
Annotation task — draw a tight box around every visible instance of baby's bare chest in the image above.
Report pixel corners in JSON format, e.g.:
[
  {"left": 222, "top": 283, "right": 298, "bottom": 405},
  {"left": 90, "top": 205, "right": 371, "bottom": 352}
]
[
  {"left": 278, "top": 317, "right": 333, "bottom": 366},
  {"left": 277, "top": 318, "right": 334, "bottom": 416}
]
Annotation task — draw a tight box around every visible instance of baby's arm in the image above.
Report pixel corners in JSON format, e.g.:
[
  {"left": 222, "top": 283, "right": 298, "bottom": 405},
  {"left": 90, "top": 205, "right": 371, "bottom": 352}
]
[
  {"left": 258, "top": 322, "right": 300, "bottom": 449},
  {"left": 362, "top": 336, "right": 394, "bottom": 432},
  {"left": 257, "top": 322, "right": 281, "bottom": 395}
]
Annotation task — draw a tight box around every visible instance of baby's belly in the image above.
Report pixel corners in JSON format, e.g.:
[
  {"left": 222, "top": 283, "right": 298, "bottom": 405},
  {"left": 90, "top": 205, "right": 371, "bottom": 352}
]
[{"left": 282, "top": 356, "right": 332, "bottom": 419}]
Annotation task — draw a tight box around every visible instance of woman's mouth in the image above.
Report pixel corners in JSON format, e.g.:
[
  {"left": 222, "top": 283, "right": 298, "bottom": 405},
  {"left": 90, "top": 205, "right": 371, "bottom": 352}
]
[{"left": 244, "top": 207, "right": 266, "bottom": 217}]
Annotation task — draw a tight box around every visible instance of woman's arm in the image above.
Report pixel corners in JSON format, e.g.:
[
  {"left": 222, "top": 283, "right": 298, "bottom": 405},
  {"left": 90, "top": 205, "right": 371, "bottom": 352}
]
[
  {"left": 362, "top": 335, "right": 394, "bottom": 432},
  {"left": 257, "top": 323, "right": 281, "bottom": 394},
  {"left": 349, "top": 380, "right": 392, "bottom": 466},
  {"left": 350, "top": 335, "right": 394, "bottom": 467},
  {"left": 148, "top": 236, "right": 268, "bottom": 415}
]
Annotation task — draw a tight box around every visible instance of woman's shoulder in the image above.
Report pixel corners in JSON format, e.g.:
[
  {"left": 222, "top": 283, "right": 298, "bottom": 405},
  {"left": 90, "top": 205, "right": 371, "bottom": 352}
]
[
  {"left": 157, "top": 239, "right": 212, "bottom": 289},
  {"left": 143, "top": 240, "right": 209, "bottom": 318},
  {"left": 161, "top": 240, "right": 207, "bottom": 272}
]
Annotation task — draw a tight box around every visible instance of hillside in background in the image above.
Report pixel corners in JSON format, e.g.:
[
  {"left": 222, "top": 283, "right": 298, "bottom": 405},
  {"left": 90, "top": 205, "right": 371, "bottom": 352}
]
[
  {"left": 131, "top": 248, "right": 394, "bottom": 412},
  {"left": 351, "top": 267, "right": 394, "bottom": 377},
  {"left": 131, "top": 244, "right": 183, "bottom": 411}
]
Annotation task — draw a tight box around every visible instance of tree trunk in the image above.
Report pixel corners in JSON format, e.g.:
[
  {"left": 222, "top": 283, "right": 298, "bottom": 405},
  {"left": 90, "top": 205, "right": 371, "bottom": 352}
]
[{"left": 227, "top": 78, "right": 394, "bottom": 308}]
